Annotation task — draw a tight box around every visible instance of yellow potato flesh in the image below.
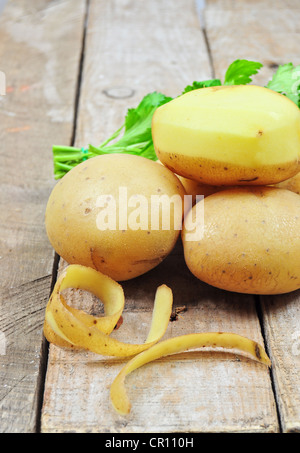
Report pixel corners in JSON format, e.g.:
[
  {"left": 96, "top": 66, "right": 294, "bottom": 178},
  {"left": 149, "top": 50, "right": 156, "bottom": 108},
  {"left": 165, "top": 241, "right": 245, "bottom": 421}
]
[
  {"left": 45, "top": 154, "right": 186, "bottom": 281},
  {"left": 44, "top": 264, "right": 173, "bottom": 356},
  {"left": 182, "top": 187, "right": 300, "bottom": 295},
  {"left": 152, "top": 85, "right": 300, "bottom": 185},
  {"left": 110, "top": 332, "right": 271, "bottom": 415}
]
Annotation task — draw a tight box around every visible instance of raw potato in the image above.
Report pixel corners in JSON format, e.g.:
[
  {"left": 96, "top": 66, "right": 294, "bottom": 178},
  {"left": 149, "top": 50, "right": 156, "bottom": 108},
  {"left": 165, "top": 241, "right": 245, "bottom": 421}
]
[
  {"left": 178, "top": 171, "right": 300, "bottom": 204},
  {"left": 274, "top": 171, "right": 300, "bottom": 195},
  {"left": 45, "top": 154, "right": 186, "bottom": 281},
  {"left": 157, "top": 159, "right": 222, "bottom": 203},
  {"left": 152, "top": 85, "right": 300, "bottom": 185},
  {"left": 182, "top": 187, "right": 300, "bottom": 295}
]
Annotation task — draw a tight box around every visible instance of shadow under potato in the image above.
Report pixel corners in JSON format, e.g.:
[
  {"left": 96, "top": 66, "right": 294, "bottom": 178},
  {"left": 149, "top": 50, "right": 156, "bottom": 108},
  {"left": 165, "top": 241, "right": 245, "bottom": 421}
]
[{"left": 121, "top": 238, "right": 256, "bottom": 315}]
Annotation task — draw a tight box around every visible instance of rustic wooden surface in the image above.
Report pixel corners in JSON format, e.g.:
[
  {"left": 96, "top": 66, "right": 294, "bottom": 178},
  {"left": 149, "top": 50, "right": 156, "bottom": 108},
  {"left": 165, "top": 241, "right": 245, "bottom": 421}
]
[
  {"left": 0, "top": 0, "right": 87, "bottom": 432},
  {"left": 0, "top": 0, "right": 299, "bottom": 433}
]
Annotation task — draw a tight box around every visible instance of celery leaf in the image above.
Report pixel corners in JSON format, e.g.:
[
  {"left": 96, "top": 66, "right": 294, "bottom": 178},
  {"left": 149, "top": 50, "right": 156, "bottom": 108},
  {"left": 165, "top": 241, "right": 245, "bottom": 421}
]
[{"left": 224, "top": 59, "right": 263, "bottom": 85}]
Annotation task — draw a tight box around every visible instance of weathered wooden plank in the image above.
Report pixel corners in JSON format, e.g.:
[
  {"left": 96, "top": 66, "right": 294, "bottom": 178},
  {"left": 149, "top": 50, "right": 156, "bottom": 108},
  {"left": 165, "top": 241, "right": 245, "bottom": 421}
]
[
  {"left": 42, "top": 250, "right": 277, "bottom": 433},
  {"left": 204, "top": 0, "right": 300, "bottom": 85},
  {"left": 75, "top": 0, "right": 213, "bottom": 147},
  {"left": 204, "top": 0, "right": 300, "bottom": 433},
  {"left": 41, "top": 0, "right": 277, "bottom": 433},
  {"left": 0, "top": 0, "right": 86, "bottom": 432},
  {"left": 205, "top": 0, "right": 300, "bottom": 8},
  {"left": 261, "top": 292, "right": 300, "bottom": 432}
]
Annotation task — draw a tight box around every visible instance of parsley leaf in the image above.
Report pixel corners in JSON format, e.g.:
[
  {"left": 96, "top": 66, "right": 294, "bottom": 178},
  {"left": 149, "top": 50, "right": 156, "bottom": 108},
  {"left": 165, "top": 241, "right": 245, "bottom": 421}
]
[
  {"left": 53, "top": 92, "right": 172, "bottom": 178},
  {"left": 180, "top": 59, "right": 263, "bottom": 96},
  {"left": 266, "top": 63, "right": 300, "bottom": 107},
  {"left": 181, "top": 79, "right": 221, "bottom": 94},
  {"left": 224, "top": 59, "right": 263, "bottom": 85}
]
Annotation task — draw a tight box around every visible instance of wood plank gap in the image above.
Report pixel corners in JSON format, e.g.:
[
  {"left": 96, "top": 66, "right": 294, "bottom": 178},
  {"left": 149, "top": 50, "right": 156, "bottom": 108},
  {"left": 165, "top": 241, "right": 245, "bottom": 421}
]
[
  {"left": 35, "top": 252, "right": 61, "bottom": 432},
  {"left": 70, "top": 0, "right": 91, "bottom": 147},
  {"left": 254, "top": 295, "right": 283, "bottom": 433},
  {"left": 195, "top": 0, "right": 216, "bottom": 78},
  {"left": 34, "top": 0, "right": 91, "bottom": 431}
]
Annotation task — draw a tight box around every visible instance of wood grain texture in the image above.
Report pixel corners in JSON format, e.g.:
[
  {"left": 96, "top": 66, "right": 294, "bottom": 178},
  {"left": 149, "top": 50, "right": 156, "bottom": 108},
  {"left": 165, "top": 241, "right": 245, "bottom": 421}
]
[
  {"left": 41, "top": 0, "right": 277, "bottom": 433},
  {"left": 261, "top": 292, "right": 300, "bottom": 432},
  {"left": 0, "top": 0, "right": 86, "bottom": 432},
  {"left": 205, "top": 0, "right": 300, "bottom": 433},
  {"left": 42, "top": 250, "right": 277, "bottom": 433},
  {"left": 75, "top": 0, "right": 213, "bottom": 147},
  {"left": 204, "top": 0, "right": 300, "bottom": 85}
]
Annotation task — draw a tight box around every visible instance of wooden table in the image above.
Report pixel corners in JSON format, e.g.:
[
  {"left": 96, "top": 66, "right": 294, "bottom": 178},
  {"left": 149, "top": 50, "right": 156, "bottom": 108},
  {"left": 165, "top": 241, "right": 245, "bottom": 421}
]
[{"left": 1, "top": 0, "right": 300, "bottom": 433}]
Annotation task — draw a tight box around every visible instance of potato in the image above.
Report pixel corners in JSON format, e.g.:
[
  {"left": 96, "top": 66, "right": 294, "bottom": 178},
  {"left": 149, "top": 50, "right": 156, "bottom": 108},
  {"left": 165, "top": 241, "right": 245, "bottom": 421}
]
[
  {"left": 152, "top": 85, "right": 300, "bottom": 186},
  {"left": 157, "top": 159, "right": 222, "bottom": 203},
  {"left": 178, "top": 170, "right": 300, "bottom": 205},
  {"left": 177, "top": 175, "right": 223, "bottom": 203},
  {"left": 182, "top": 187, "right": 300, "bottom": 295},
  {"left": 45, "top": 154, "right": 185, "bottom": 281},
  {"left": 274, "top": 171, "right": 300, "bottom": 195}
]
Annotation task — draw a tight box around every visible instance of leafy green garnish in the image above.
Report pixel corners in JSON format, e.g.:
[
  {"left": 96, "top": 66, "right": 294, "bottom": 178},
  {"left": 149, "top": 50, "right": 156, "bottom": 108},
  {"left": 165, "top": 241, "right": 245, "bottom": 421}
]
[
  {"left": 224, "top": 59, "right": 263, "bottom": 86},
  {"left": 181, "top": 79, "right": 222, "bottom": 94},
  {"left": 266, "top": 63, "right": 300, "bottom": 107},
  {"left": 53, "top": 92, "right": 171, "bottom": 179},
  {"left": 52, "top": 58, "right": 300, "bottom": 179}
]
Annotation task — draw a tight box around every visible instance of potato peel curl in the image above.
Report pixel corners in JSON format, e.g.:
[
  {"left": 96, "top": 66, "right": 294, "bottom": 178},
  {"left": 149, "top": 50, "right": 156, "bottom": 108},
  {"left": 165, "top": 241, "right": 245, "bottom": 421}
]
[
  {"left": 110, "top": 332, "right": 271, "bottom": 415},
  {"left": 43, "top": 264, "right": 271, "bottom": 416},
  {"left": 44, "top": 264, "right": 173, "bottom": 356}
]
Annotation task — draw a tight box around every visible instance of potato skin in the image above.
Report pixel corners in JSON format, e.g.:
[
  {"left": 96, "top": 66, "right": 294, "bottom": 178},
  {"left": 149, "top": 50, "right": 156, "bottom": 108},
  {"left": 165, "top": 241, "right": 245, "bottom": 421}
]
[
  {"left": 182, "top": 187, "right": 300, "bottom": 294},
  {"left": 177, "top": 175, "right": 223, "bottom": 203},
  {"left": 45, "top": 154, "right": 185, "bottom": 281},
  {"left": 178, "top": 171, "right": 300, "bottom": 203},
  {"left": 152, "top": 85, "right": 300, "bottom": 185},
  {"left": 274, "top": 171, "right": 300, "bottom": 195}
]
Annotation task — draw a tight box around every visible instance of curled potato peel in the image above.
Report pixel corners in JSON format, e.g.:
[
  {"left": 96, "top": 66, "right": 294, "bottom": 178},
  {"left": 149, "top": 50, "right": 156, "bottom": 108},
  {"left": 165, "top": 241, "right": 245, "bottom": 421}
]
[
  {"left": 44, "top": 264, "right": 173, "bottom": 356},
  {"left": 110, "top": 332, "right": 271, "bottom": 415},
  {"left": 43, "top": 264, "right": 271, "bottom": 416}
]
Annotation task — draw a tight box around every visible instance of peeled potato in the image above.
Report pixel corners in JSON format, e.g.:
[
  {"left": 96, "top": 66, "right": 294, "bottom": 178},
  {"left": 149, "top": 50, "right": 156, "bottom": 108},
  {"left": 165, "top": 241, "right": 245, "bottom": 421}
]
[
  {"left": 182, "top": 187, "right": 300, "bottom": 295},
  {"left": 152, "top": 85, "right": 300, "bottom": 186},
  {"left": 45, "top": 154, "right": 186, "bottom": 281}
]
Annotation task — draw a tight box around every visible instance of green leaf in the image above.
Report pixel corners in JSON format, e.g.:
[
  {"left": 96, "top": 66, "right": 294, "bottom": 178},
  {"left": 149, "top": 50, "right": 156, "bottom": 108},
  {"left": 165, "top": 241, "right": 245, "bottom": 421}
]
[
  {"left": 120, "top": 92, "right": 172, "bottom": 146},
  {"left": 266, "top": 63, "right": 300, "bottom": 107},
  {"left": 224, "top": 59, "right": 263, "bottom": 85},
  {"left": 181, "top": 79, "right": 222, "bottom": 94},
  {"left": 125, "top": 92, "right": 172, "bottom": 130}
]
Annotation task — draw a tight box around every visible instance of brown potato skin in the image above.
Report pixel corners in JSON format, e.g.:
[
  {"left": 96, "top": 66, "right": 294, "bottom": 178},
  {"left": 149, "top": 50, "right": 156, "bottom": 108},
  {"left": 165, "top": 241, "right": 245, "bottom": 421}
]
[
  {"left": 274, "top": 170, "right": 300, "bottom": 195},
  {"left": 45, "top": 154, "right": 186, "bottom": 281},
  {"left": 156, "top": 150, "right": 300, "bottom": 186},
  {"left": 177, "top": 170, "right": 300, "bottom": 203},
  {"left": 182, "top": 187, "right": 300, "bottom": 295}
]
